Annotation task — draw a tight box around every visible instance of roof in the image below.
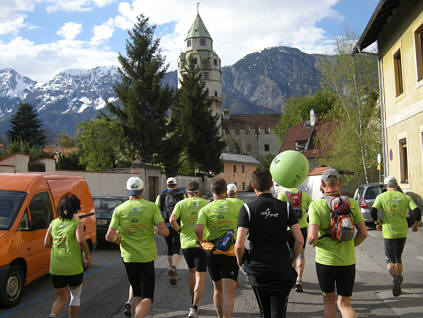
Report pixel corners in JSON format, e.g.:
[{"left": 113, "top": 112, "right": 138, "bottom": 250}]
[
  {"left": 186, "top": 14, "right": 212, "bottom": 40},
  {"left": 308, "top": 167, "right": 332, "bottom": 176},
  {"left": 220, "top": 153, "right": 260, "bottom": 165},
  {"left": 223, "top": 114, "right": 281, "bottom": 131},
  {"left": 354, "top": 0, "right": 400, "bottom": 53}
]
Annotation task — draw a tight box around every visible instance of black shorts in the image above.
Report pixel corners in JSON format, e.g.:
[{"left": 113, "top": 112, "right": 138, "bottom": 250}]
[
  {"left": 206, "top": 253, "right": 239, "bottom": 282},
  {"left": 182, "top": 247, "right": 207, "bottom": 272},
  {"left": 287, "top": 227, "right": 307, "bottom": 250},
  {"left": 123, "top": 261, "right": 155, "bottom": 301},
  {"left": 316, "top": 263, "right": 355, "bottom": 297},
  {"left": 164, "top": 227, "right": 181, "bottom": 256},
  {"left": 384, "top": 238, "right": 407, "bottom": 264},
  {"left": 51, "top": 273, "right": 83, "bottom": 289}
]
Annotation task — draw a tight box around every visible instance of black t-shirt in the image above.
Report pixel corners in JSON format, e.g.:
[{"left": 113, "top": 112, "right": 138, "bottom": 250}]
[{"left": 238, "top": 193, "right": 298, "bottom": 273}]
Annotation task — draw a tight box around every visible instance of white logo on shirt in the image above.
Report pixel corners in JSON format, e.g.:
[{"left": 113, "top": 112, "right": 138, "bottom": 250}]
[{"left": 261, "top": 208, "right": 279, "bottom": 218}]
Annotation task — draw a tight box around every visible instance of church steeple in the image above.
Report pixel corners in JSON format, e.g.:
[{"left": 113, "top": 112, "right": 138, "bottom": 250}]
[{"left": 186, "top": 13, "right": 212, "bottom": 40}]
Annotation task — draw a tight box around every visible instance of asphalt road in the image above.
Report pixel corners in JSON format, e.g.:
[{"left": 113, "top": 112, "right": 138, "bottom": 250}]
[{"left": 0, "top": 207, "right": 422, "bottom": 317}]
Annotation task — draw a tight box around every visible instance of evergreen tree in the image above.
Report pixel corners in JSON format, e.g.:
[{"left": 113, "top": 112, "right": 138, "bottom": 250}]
[
  {"left": 7, "top": 102, "right": 46, "bottom": 147},
  {"left": 172, "top": 63, "right": 225, "bottom": 176},
  {"left": 106, "top": 15, "right": 173, "bottom": 163}
]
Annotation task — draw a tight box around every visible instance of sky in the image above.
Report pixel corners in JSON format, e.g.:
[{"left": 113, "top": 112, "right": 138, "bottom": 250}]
[{"left": 0, "top": 0, "right": 380, "bottom": 82}]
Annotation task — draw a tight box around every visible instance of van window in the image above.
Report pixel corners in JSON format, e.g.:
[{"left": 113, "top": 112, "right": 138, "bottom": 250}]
[
  {"left": 364, "top": 187, "right": 382, "bottom": 200},
  {"left": 29, "top": 192, "right": 53, "bottom": 230},
  {"left": 0, "top": 191, "right": 27, "bottom": 230},
  {"left": 18, "top": 209, "right": 30, "bottom": 231}
]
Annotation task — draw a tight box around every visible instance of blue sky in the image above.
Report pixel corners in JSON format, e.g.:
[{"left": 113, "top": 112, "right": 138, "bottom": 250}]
[{"left": 0, "top": 0, "right": 379, "bottom": 82}]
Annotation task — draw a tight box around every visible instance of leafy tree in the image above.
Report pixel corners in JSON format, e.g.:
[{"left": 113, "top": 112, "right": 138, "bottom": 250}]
[
  {"left": 274, "top": 90, "right": 337, "bottom": 143},
  {"left": 56, "top": 152, "right": 86, "bottom": 171},
  {"left": 106, "top": 15, "right": 173, "bottom": 164},
  {"left": 258, "top": 154, "right": 275, "bottom": 170},
  {"left": 77, "top": 117, "right": 128, "bottom": 171},
  {"left": 7, "top": 102, "right": 46, "bottom": 147},
  {"left": 56, "top": 133, "right": 77, "bottom": 148},
  {"left": 1, "top": 140, "right": 51, "bottom": 161},
  {"left": 319, "top": 34, "right": 380, "bottom": 184},
  {"left": 171, "top": 62, "right": 225, "bottom": 176}
]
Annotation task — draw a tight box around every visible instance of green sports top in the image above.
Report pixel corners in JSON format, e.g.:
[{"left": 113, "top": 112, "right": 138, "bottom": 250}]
[
  {"left": 109, "top": 199, "right": 164, "bottom": 263},
  {"left": 278, "top": 188, "right": 312, "bottom": 229},
  {"left": 309, "top": 197, "right": 363, "bottom": 266},
  {"left": 372, "top": 191, "right": 418, "bottom": 239},
  {"left": 172, "top": 197, "right": 209, "bottom": 248},
  {"left": 196, "top": 199, "right": 239, "bottom": 242},
  {"left": 49, "top": 218, "right": 83, "bottom": 276},
  {"left": 227, "top": 197, "right": 244, "bottom": 213}
]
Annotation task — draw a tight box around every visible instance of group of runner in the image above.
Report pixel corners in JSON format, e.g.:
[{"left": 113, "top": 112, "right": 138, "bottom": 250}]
[{"left": 43, "top": 168, "right": 421, "bottom": 318}]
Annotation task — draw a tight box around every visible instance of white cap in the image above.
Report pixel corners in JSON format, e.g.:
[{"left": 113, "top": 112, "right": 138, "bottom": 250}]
[
  {"left": 384, "top": 176, "right": 398, "bottom": 188},
  {"left": 227, "top": 183, "right": 237, "bottom": 195},
  {"left": 126, "top": 177, "right": 144, "bottom": 196},
  {"left": 167, "top": 177, "right": 177, "bottom": 185}
]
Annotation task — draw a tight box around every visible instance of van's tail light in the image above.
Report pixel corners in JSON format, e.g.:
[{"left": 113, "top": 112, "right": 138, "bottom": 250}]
[{"left": 360, "top": 198, "right": 369, "bottom": 209}]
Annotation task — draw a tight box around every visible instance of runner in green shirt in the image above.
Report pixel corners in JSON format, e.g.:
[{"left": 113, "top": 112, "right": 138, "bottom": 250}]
[
  {"left": 370, "top": 176, "right": 421, "bottom": 297},
  {"left": 279, "top": 187, "right": 312, "bottom": 292},
  {"left": 308, "top": 169, "right": 367, "bottom": 318},
  {"left": 44, "top": 194, "right": 91, "bottom": 318},
  {"left": 106, "top": 177, "right": 168, "bottom": 318},
  {"left": 169, "top": 181, "right": 209, "bottom": 318},
  {"left": 195, "top": 177, "right": 240, "bottom": 318},
  {"left": 226, "top": 183, "right": 244, "bottom": 213}
]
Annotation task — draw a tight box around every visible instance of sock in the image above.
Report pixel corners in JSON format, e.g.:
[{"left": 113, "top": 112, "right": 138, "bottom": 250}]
[{"left": 192, "top": 305, "right": 198, "bottom": 311}]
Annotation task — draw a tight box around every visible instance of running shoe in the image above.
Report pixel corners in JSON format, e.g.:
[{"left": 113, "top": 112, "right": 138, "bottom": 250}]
[
  {"left": 187, "top": 307, "right": 198, "bottom": 318},
  {"left": 169, "top": 266, "right": 177, "bottom": 286},
  {"left": 392, "top": 275, "right": 403, "bottom": 297},
  {"left": 295, "top": 281, "right": 303, "bottom": 293},
  {"left": 124, "top": 302, "right": 131, "bottom": 317}
]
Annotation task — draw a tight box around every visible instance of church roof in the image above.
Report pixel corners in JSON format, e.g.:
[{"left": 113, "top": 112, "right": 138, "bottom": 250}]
[{"left": 186, "top": 14, "right": 212, "bottom": 40}]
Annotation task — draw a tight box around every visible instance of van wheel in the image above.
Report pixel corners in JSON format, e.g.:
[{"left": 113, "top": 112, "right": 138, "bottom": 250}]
[{"left": 0, "top": 265, "right": 24, "bottom": 308}]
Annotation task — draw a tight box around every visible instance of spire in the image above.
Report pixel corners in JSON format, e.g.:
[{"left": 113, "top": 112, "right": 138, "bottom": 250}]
[{"left": 186, "top": 12, "right": 211, "bottom": 40}]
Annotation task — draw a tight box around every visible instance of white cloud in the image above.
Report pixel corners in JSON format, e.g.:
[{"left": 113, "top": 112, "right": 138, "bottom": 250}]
[
  {"left": 57, "top": 22, "right": 83, "bottom": 40},
  {"left": 45, "top": 0, "right": 115, "bottom": 12},
  {"left": 91, "top": 18, "right": 114, "bottom": 45},
  {"left": 93, "top": 0, "right": 116, "bottom": 7},
  {"left": 0, "top": 0, "right": 37, "bottom": 35}
]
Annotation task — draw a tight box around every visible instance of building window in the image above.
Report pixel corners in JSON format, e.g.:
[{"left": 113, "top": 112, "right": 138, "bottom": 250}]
[
  {"left": 393, "top": 49, "right": 404, "bottom": 96},
  {"left": 246, "top": 144, "right": 252, "bottom": 153},
  {"left": 242, "top": 182, "right": 245, "bottom": 190},
  {"left": 192, "top": 57, "right": 197, "bottom": 64},
  {"left": 233, "top": 164, "right": 237, "bottom": 173},
  {"left": 214, "top": 91, "right": 218, "bottom": 97},
  {"left": 296, "top": 141, "right": 306, "bottom": 151},
  {"left": 415, "top": 25, "right": 423, "bottom": 81},
  {"left": 200, "top": 39, "right": 206, "bottom": 46},
  {"left": 399, "top": 138, "right": 408, "bottom": 183},
  {"left": 264, "top": 144, "right": 270, "bottom": 152},
  {"left": 242, "top": 165, "right": 245, "bottom": 173},
  {"left": 214, "top": 59, "right": 217, "bottom": 66},
  {"left": 265, "top": 128, "right": 270, "bottom": 135},
  {"left": 203, "top": 72, "right": 209, "bottom": 80},
  {"left": 187, "top": 39, "right": 191, "bottom": 47}
]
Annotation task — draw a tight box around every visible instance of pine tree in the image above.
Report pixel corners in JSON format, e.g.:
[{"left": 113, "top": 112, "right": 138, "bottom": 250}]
[
  {"left": 7, "top": 102, "right": 46, "bottom": 147},
  {"left": 106, "top": 15, "right": 173, "bottom": 163},
  {"left": 172, "top": 62, "right": 225, "bottom": 176}
]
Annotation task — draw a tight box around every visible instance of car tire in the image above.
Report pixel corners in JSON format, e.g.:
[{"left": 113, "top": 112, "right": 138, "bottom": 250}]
[{"left": 0, "top": 264, "right": 24, "bottom": 308}]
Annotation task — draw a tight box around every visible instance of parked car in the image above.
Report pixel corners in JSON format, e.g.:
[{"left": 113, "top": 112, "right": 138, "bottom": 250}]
[
  {"left": 0, "top": 173, "right": 96, "bottom": 308},
  {"left": 353, "top": 183, "right": 384, "bottom": 228},
  {"left": 93, "top": 196, "right": 127, "bottom": 242}
]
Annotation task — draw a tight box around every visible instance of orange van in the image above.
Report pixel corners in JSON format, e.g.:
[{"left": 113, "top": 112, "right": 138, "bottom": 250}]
[{"left": 0, "top": 173, "right": 96, "bottom": 307}]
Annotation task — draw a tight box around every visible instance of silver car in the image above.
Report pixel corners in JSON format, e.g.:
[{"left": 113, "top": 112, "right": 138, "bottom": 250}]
[{"left": 353, "top": 183, "right": 384, "bottom": 228}]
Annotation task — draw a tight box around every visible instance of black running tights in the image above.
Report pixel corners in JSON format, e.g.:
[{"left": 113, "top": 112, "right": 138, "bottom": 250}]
[{"left": 252, "top": 286, "right": 288, "bottom": 318}]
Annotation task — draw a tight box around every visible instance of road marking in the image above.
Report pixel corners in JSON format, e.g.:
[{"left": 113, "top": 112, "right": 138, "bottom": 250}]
[
  {"left": 417, "top": 256, "right": 423, "bottom": 262},
  {"left": 0, "top": 257, "right": 122, "bottom": 318}
]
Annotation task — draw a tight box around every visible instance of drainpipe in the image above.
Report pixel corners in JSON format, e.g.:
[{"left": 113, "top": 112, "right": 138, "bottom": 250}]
[{"left": 377, "top": 41, "right": 387, "bottom": 178}]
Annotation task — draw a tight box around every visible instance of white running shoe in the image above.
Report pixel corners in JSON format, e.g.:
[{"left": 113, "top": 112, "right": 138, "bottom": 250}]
[{"left": 188, "top": 307, "right": 198, "bottom": 318}]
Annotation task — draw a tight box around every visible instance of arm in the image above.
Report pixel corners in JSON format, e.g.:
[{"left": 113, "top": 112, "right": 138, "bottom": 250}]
[
  {"left": 354, "top": 221, "right": 368, "bottom": 247},
  {"left": 370, "top": 207, "right": 378, "bottom": 222},
  {"left": 169, "top": 214, "right": 180, "bottom": 232},
  {"left": 412, "top": 207, "right": 421, "bottom": 232},
  {"left": 235, "top": 227, "right": 248, "bottom": 273},
  {"left": 308, "top": 224, "right": 319, "bottom": 247},
  {"left": 76, "top": 222, "right": 91, "bottom": 266},
  {"left": 195, "top": 224, "right": 204, "bottom": 244},
  {"left": 156, "top": 221, "right": 169, "bottom": 237},
  {"left": 105, "top": 226, "right": 121, "bottom": 244},
  {"left": 44, "top": 226, "right": 52, "bottom": 248},
  {"left": 290, "top": 224, "right": 304, "bottom": 267}
]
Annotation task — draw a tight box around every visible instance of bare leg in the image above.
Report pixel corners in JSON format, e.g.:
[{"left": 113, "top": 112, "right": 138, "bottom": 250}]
[
  {"left": 133, "top": 297, "right": 152, "bottom": 318},
  {"left": 297, "top": 258, "right": 305, "bottom": 280},
  {"left": 212, "top": 280, "right": 223, "bottom": 318},
  {"left": 69, "top": 305, "right": 79, "bottom": 318},
  {"left": 387, "top": 263, "right": 397, "bottom": 277},
  {"left": 221, "top": 279, "right": 236, "bottom": 318},
  {"left": 167, "top": 255, "right": 172, "bottom": 267},
  {"left": 171, "top": 254, "right": 180, "bottom": 268},
  {"left": 193, "top": 272, "right": 206, "bottom": 307},
  {"left": 322, "top": 292, "right": 337, "bottom": 318},
  {"left": 188, "top": 269, "right": 196, "bottom": 300},
  {"left": 50, "top": 288, "right": 67, "bottom": 316},
  {"left": 337, "top": 296, "right": 356, "bottom": 318}
]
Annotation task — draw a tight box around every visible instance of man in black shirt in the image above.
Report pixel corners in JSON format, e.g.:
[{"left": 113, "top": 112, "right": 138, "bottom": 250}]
[{"left": 235, "top": 168, "right": 303, "bottom": 318}]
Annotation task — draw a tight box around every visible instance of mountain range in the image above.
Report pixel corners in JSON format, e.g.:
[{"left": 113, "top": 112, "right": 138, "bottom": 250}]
[{"left": 0, "top": 46, "right": 331, "bottom": 140}]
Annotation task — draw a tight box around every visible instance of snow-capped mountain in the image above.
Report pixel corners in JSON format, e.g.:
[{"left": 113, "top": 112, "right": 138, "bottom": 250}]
[{"left": 0, "top": 68, "right": 36, "bottom": 99}]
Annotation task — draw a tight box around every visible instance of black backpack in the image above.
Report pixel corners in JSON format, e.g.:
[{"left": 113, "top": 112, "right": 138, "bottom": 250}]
[
  {"left": 160, "top": 191, "right": 185, "bottom": 222},
  {"left": 285, "top": 191, "right": 303, "bottom": 220},
  {"left": 320, "top": 195, "right": 355, "bottom": 241}
]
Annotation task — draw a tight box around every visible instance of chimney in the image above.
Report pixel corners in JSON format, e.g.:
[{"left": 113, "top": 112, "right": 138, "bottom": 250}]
[
  {"left": 222, "top": 108, "right": 230, "bottom": 120},
  {"left": 310, "top": 109, "right": 316, "bottom": 127}
]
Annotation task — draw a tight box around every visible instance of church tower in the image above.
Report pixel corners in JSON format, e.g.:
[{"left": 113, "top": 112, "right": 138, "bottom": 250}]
[{"left": 177, "top": 9, "right": 222, "bottom": 126}]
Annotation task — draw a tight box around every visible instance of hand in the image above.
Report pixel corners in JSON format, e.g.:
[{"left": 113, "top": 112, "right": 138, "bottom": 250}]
[
  {"left": 309, "top": 239, "right": 317, "bottom": 247},
  {"left": 376, "top": 224, "right": 382, "bottom": 231},
  {"left": 114, "top": 231, "right": 122, "bottom": 245},
  {"left": 238, "top": 264, "right": 247, "bottom": 276},
  {"left": 412, "top": 224, "right": 419, "bottom": 232},
  {"left": 291, "top": 260, "right": 296, "bottom": 269},
  {"left": 154, "top": 226, "right": 158, "bottom": 235},
  {"left": 84, "top": 254, "right": 91, "bottom": 266}
]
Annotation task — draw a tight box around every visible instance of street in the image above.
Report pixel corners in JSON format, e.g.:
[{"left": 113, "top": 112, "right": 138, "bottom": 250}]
[{"left": 0, "top": 226, "right": 422, "bottom": 317}]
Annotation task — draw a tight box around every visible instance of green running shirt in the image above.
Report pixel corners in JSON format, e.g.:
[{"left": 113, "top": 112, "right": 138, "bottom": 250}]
[
  {"left": 278, "top": 188, "right": 312, "bottom": 229},
  {"left": 49, "top": 218, "right": 83, "bottom": 276}
]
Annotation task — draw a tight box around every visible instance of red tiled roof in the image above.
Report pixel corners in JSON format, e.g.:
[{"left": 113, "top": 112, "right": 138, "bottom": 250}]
[
  {"left": 42, "top": 147, "right": 79, "bottom": 154},
  {"left": 223, "top": 114, "right": 281, "bottom": 130},
  {"left": 308, "top": 167, "right": 332, "bottom": 176}
]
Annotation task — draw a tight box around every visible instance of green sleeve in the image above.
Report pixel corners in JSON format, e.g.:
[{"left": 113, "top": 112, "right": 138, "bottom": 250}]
[
  {"left": 304, "top": 192, "right": 313, "bottom": 209},
  {"left": 349, "top": 199, "right": 364, "bottom": 223},
  {"left": 153, "top": 205, "right": 164, "bottom": 225},
  {"left": 308, "top": 201, "right": 320, "bottom": 226},
  {"left": 372, "top": 194, "right": 382, "bottom": 210},
  {"left": 278, "top": 192, "right": 287, "bottom": 202},
  {"left": 407, "top": 195, "right": 418, "bottom": 211},
  {"left": 155, "top": 195, "right": 161, "bottom": 208},
  {"left": 109, "top": 208, "right": 120, "bottom": 230},
  {"left": 196, "top": 207, "right": 207, "bottom": 226},
  {"left": 172, "top": 201, "right": 182, "bottom": 219}
]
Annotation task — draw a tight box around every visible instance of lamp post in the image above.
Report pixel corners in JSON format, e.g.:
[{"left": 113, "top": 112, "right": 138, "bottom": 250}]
[{"left": 377, "top": 153, "right": 381, "bottom": 183}]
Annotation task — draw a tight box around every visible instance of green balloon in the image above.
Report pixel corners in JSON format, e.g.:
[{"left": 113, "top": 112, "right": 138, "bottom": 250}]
[{"left": 270, "top": 150, "right": 309, "bottom": 188}]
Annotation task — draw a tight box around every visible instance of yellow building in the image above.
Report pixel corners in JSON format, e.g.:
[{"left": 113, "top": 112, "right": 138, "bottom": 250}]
[{"left": 356, "top": 0, "right": 423, "bottom": 195}]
